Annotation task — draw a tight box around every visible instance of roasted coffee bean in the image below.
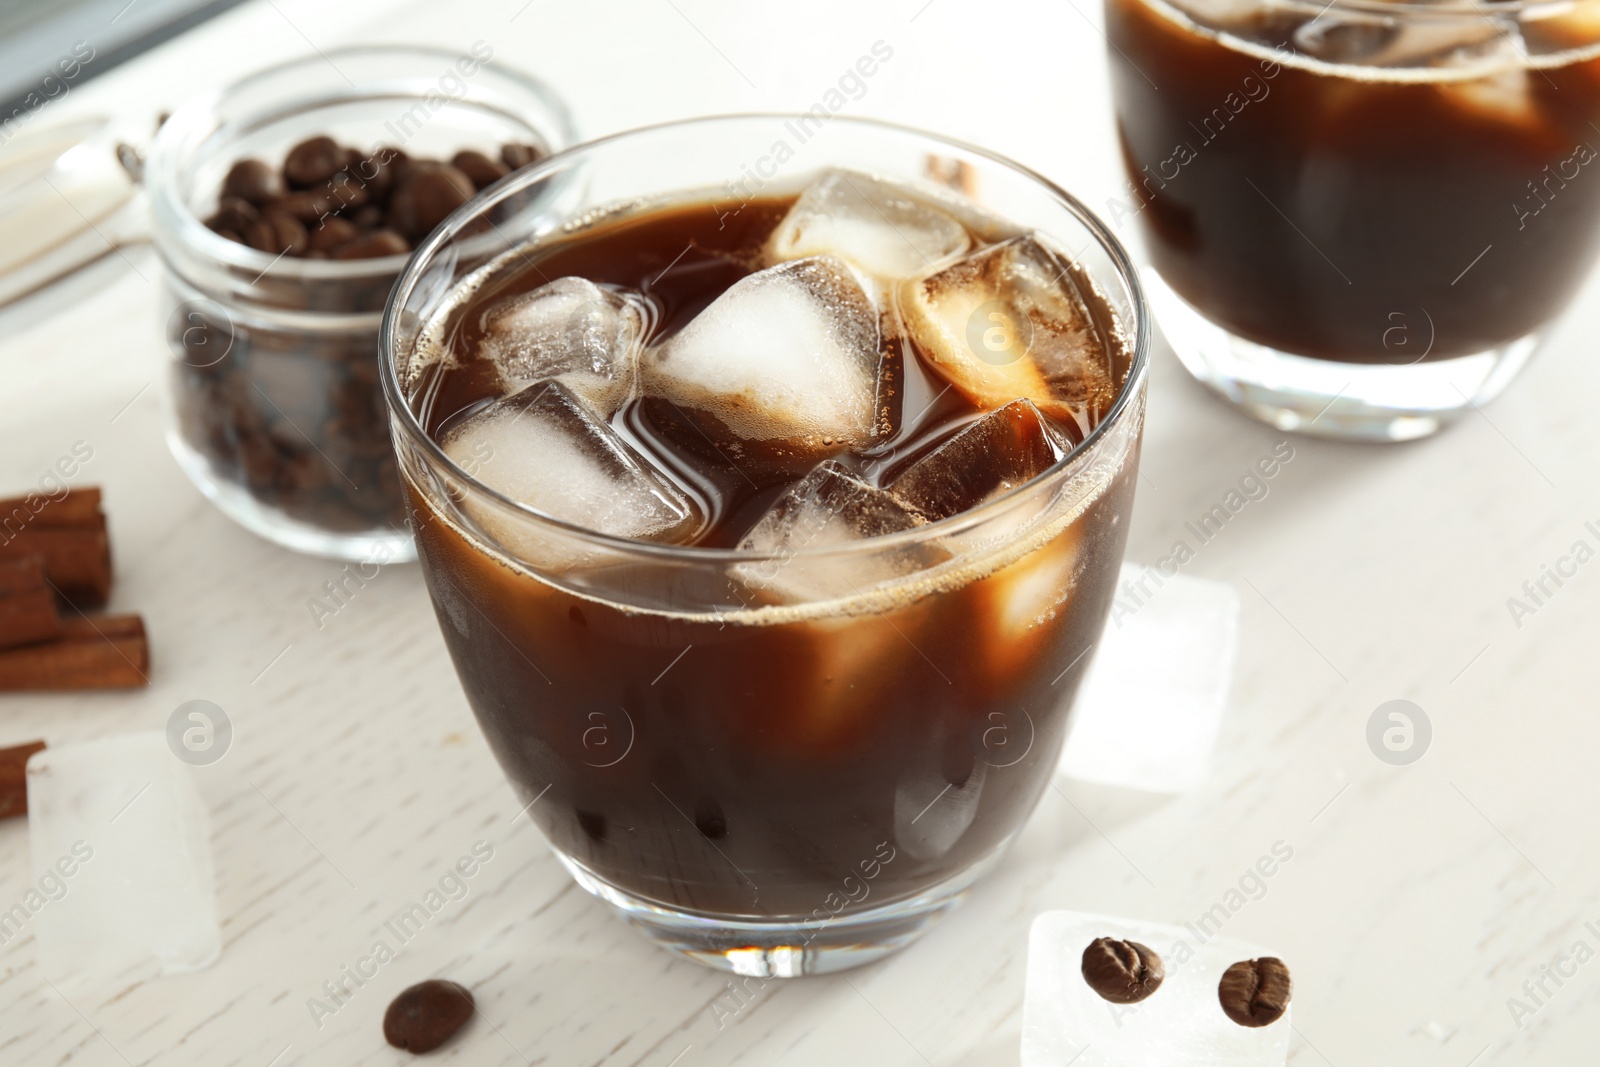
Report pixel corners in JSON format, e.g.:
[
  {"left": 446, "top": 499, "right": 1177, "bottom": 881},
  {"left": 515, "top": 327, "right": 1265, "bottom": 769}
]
[
  {"left": 307, "top": 217, "right": 360, "bottom": 254},
  {"left": 375, "top": 145, "right": 410, "bottom": 172},
  {"left": 243, "top": 212, "right": 308, "bottom": 255},
  {"left": 209, "top": 139, "right": 502, "bottom": 256},
  {"left": 221, "top": 158, "right": 281, "bottom": 205},
  {"left": 350, "top": 204, "right": 385, "bottom": 229},
  {"left": 1081, "top": 937, "right": 1165, "bottom": 1004},
  {"left": 348, "top": 151, "right": 397, "bottom": 205},
  {"left": 272, "top": 190, "right": 334, "bottom": 224},
  {"left": 383, "top": 979, "right": 474, "bottom": 1053},
  {"left": 378, "top": 147, "right": 413, "bottom": 192},
  {"left": 1218, "top": 957, "right": 1292, "bottom": 1027},
  {"left": 500, "top": 141, "right": 544, "bottom": 170},
  {"left": 322, "top": 170, "right": 369, "bottom": 213},
  {"left": 209, "top": 196, "right": 259, "bottom": 234},
  {"left": 283, "top": 135, "right": 344, "bottom": 188},
  {"left": 331, "top": 230, "right": 410, "bottom": 260},
  {"left": 451, "top": 149, "right": 510, "bottom": 191},
  {"left": 387, "top": 164, "right": 476, "bottom": 242}
]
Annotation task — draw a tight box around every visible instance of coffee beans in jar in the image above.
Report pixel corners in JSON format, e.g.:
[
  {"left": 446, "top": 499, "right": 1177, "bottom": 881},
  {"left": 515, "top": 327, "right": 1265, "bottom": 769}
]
[
  {"left": 204, "top": 136, "right": 546, "bottom": 259},
  {"left": 148, "top": 47, "right": 574, "bottom": 561}
]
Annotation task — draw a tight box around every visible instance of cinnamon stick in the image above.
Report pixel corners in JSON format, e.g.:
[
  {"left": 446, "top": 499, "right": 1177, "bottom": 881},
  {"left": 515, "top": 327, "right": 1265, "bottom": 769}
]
[
  {"left": 0, "top": 614, "right": 148, "bottom": 690},
  {"left": 0, "top": 740, "right": 45, "bottom": 818},
  {"left": 0, "top": 489, "right": 112, "bottom": 608},
  {"left": 6, "top": 488, "right": 102, "bottom": 525},
  {"left": 0, "top": 556, "right": 62, "bottom": 649}
]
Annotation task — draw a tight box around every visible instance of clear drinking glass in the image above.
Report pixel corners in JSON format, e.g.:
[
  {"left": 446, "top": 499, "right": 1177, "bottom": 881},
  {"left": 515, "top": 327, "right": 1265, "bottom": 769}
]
[
  {"left": 381, "top": 115, "right": 1149, "bottom": 976},
  {"left": 147, "top": 46, "right": 574, "bottom": 560},
  {"left": 1106, "top": 0, "right": 1600, "bottom": 439}
]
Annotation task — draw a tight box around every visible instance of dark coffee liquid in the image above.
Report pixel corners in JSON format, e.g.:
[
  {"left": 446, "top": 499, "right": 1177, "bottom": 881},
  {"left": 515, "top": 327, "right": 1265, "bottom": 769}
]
[
  {"left": 1108, "top": 0, "right": 1600, "bottom": 362},
  {"left": 403, "top": 194, "right": 1138, "bottom": 919}
]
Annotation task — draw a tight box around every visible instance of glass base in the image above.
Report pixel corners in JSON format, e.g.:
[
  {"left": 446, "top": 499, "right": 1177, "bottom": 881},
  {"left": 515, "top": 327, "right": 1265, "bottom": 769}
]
[
  {"left": 1146, "top": 270, "right": 1539, "bottom": 442},
  {"left": 557, "top": 847, "right": 1004, "bottom": 977},
  {"left": 167, "top": 433, "right": 415, "bottom": 563}
]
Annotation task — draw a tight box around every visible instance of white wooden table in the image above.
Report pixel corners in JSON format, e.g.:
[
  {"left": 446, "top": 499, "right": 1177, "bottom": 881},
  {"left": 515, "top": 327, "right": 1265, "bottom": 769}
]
[{"left": 2, "top": 1, "right": 1597, "bottom": 1063}]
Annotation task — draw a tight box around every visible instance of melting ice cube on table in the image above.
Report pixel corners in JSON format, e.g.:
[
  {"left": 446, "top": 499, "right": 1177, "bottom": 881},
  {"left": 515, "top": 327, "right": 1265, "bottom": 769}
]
[
  {"left": 443, "top": 379, "right": 699, "bottom": 560},
  {"left": 900, "top": 233, "right": 1117, "bottom": 436},
  {"left": 1023, "top": 911, "right": 1291, "bottom": 1067},
  {"left": 735, "top": 460, "right": 937, "bottom": 602},
  {"left": 642, "top": 256, "right": 889, "bottom": 475},
  {"left": 477, "top": 276, "right": 648, "bottom": 415},
  {"left": 765, "top": 169, "right": 970, "bottom": 290},
  {"left": 26, "top": 733, "right": 221, "bottom": 984},
  {"left": 1059, "top": 563, "right": 1240, "bottom": 793}
]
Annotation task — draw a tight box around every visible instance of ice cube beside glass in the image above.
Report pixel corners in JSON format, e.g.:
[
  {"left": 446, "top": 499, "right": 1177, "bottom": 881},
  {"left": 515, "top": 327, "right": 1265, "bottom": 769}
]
[
  {"left": 26, "top": 733, "right": 222, "bottom": 985},
  {"left": 1023, "top": 911, "right": 1289, "bottom": 1067},
  {"left": 1059, "top": 564, "right": 1240, "bottom": 793}
]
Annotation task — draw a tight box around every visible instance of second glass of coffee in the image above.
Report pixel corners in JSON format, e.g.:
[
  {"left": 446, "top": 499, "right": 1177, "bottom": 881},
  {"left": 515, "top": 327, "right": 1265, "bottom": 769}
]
[
  {"left": 1107, "top": 0, "right": 1600, "bottom": 438},
  {"left": 383, "top": 117, "right": 1148, "bottom": 975}
]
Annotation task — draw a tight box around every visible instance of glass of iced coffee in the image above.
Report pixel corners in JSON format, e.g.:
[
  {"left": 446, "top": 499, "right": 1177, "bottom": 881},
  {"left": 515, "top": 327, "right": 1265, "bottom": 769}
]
[
  {"left": 380, "top": 116, "right": 1148, "bottom": 975},
  {"left": 1107, "top": 0, "right": 1600, "bottom": 439}
]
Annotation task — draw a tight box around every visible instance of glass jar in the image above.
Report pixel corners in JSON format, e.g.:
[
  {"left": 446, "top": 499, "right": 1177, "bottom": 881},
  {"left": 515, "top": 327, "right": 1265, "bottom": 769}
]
[
  {"left": 147, "top": 46, "right": 575, "bottom": 560},
  {"left": 1106, "top": 0, "right": 1600, "bottom": 440}
]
